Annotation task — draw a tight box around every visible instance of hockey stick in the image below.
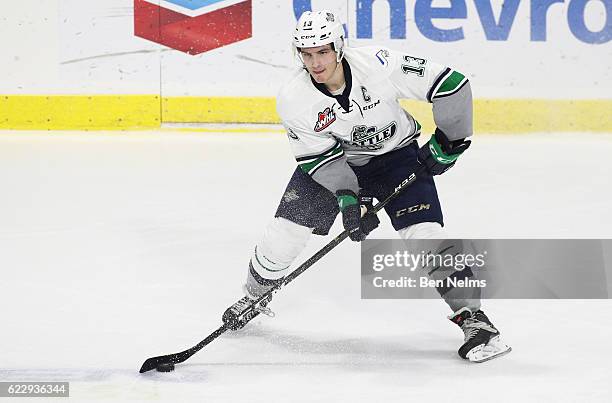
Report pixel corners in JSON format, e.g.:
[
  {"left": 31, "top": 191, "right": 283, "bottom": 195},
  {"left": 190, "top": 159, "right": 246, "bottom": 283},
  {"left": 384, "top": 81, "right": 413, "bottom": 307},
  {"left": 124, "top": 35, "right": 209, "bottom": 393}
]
[{"left": 139, "top": 165, "right": 426, "bottom": 373}]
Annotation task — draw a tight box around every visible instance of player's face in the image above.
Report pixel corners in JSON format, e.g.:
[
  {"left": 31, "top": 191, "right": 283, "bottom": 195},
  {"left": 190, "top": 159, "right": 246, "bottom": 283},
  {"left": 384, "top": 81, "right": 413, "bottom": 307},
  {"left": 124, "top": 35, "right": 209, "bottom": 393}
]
[{"left": 299, "top": 45, "right": 339, "bottom": 84}]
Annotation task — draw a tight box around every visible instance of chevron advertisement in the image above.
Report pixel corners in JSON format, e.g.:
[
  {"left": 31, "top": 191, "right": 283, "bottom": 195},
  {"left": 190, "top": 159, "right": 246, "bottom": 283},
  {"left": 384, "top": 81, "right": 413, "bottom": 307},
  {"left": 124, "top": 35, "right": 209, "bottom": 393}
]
[
  {"left": 134, "top": 0, "right": 252, "bottom": 54},
  {"left": 0, "top": 1, "right": 610, "bottom": 131}
]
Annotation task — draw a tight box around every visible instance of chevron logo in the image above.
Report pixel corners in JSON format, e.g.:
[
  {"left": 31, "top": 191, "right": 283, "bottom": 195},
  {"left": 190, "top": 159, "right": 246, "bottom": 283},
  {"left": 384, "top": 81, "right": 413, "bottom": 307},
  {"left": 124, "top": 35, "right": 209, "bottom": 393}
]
[{"left": 134, "top": 0, "right": 252, "bottom": 55}]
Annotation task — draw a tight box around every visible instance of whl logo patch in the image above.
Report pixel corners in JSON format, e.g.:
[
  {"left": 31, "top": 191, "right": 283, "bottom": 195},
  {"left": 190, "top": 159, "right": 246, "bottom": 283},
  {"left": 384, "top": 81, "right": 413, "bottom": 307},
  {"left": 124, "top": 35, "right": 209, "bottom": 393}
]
[
  {"left": 134, "top": 0, "right": 252, "bottom": 55},
  {"left": 314, "top": 107, "right": 336, "bottom": 132}
]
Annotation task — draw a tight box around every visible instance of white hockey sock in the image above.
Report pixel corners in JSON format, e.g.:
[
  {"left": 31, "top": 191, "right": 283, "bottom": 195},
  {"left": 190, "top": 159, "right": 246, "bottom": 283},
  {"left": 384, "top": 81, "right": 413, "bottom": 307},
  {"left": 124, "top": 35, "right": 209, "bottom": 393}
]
[
  {"left": 245, "top": 217, "right": 312, "bottom": 298},
  {"left": 397, "top": 221, "right": 445, "bottom": 239},
  {"left": 397, "top": 222, "right": 481, "bottom": 312}
]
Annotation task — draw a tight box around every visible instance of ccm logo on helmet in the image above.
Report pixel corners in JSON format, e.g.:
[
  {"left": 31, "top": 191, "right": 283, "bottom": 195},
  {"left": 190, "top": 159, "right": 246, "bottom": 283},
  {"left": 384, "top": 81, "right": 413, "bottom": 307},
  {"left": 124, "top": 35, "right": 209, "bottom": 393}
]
[{"left": 293, "top": 10, "right": 345, "bottom": 62}]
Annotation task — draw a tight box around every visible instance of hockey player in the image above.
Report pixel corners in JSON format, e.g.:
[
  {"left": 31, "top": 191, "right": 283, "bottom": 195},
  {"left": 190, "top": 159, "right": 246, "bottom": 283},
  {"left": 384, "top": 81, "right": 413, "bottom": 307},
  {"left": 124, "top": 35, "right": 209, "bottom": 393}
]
[{"left": 223, "top": 10, "right": 510, "bottom": 362}]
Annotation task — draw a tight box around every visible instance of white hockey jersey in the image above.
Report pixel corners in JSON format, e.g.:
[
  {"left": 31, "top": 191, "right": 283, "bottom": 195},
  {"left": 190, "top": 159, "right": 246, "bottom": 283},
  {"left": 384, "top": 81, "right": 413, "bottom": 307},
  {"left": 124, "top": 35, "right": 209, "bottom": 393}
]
[{"left": 276, "top": 46, "right": 472, "bottom": 194}]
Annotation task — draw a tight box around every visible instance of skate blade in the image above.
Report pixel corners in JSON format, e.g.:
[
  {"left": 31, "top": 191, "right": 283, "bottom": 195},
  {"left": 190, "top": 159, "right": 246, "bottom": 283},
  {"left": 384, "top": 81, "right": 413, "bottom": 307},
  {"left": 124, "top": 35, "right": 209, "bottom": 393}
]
[{"left": 466, "top": 336, "right": 512, "bottom": 363}]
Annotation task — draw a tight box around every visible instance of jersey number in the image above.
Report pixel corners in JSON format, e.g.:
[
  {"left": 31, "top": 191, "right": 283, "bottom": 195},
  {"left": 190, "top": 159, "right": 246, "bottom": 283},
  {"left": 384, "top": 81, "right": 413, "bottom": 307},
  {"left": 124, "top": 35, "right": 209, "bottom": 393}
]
[{"left": 401, "top": 56, "right": 426, "bottom": 77}]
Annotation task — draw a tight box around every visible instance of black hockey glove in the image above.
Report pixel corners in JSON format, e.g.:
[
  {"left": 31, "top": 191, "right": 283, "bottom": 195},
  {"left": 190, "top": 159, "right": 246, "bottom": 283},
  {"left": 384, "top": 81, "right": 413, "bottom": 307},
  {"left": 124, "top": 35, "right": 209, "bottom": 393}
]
[
  {"left": 336, "top": 190, "right": 380, "bottom": 242},
  {"left": 418, "top": 128, "right": 471, "bottom": 176}
]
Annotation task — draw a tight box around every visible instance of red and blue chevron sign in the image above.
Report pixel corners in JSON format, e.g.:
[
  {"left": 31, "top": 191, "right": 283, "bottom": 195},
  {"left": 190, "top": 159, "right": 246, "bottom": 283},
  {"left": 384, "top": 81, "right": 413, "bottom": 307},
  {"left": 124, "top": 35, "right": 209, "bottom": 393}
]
[{"left": 134, "top": 0, "right": 252, "bottom": 55}]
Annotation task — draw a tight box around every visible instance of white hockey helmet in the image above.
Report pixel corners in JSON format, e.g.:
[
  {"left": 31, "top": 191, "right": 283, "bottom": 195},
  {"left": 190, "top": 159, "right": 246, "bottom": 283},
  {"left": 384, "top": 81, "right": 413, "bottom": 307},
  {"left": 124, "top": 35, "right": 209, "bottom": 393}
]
[{"left": 293, "top": 10, "right": 345, "bottom": 62}]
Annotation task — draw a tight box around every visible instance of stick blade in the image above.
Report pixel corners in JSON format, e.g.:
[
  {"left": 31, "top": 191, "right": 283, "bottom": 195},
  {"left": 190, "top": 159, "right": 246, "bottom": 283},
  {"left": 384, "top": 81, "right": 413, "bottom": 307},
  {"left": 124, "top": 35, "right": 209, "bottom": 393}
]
[
  {"left": 138, "top": 324, "right": 228, "bottom": 374},
  {"left": 139, "top": 356, "right": 173, "bottom": 373}
]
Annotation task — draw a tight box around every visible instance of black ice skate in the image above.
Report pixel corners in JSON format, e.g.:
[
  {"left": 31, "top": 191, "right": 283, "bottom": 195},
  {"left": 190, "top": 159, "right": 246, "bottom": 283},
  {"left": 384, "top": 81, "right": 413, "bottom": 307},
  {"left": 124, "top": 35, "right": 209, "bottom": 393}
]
[
  {"left": 450, "top": 307, "right": 511, "bottom": 363},
  {"left": 222, "top": 292, "right": 274, "bottom": 331}
]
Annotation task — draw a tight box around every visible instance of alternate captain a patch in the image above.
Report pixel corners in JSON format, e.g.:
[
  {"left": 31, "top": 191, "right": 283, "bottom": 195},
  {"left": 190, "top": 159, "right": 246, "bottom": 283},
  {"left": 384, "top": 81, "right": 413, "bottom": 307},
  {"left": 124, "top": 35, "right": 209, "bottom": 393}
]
[
  {"left": 361, "top": 86, "right": 372, "bottom": 103},
  {"left": 314, "top": 107, "right": 336, "bottom": 132}
]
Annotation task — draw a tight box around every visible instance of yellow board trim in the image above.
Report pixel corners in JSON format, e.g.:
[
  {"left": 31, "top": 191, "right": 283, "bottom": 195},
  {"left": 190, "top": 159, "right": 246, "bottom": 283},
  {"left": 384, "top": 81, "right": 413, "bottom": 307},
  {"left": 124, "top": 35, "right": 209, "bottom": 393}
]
[
  {"left": 162, "top": 97, "right": 278, "bottom": 124},
  {"left": 1, "top": 95, "right": 610, "bottom": 133},
  {"left": 159, "top": 127, "right": 286, "bottom": 133},
  {"left": 0, "top": 95, "right": 160, "bottom": 131},
  {"left": 472, "top": 99, "right": 612, "bottom": 134}
]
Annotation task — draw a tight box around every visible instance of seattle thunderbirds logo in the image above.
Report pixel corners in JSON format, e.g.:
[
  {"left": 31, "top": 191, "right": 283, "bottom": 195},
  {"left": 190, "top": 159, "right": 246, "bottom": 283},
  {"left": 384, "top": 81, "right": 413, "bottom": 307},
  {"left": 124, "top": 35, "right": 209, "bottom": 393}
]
[{"left": 343, "top": 122, "right": 397, "bottom": 150}]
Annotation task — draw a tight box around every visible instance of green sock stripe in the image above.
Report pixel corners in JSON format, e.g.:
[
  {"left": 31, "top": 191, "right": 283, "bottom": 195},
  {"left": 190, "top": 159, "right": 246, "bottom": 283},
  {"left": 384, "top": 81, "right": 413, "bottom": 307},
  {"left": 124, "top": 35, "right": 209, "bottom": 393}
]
[{"left": 253, "top": 248, "right": 287, "bottom": 273}]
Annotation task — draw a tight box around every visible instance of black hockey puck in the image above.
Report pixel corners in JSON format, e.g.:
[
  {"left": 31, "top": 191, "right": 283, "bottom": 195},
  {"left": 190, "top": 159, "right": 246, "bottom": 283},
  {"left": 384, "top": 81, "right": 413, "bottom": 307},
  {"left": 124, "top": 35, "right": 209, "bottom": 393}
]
[{"left": 156, "top": 362, "right": 175, "bottom": 372}]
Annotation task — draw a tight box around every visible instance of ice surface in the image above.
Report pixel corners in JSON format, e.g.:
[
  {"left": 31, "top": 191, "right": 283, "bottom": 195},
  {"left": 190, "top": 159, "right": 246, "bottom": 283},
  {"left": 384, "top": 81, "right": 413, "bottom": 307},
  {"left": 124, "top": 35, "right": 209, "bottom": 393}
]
[{"left": 0, "top": 130, "right": 611, "bottom": 402}]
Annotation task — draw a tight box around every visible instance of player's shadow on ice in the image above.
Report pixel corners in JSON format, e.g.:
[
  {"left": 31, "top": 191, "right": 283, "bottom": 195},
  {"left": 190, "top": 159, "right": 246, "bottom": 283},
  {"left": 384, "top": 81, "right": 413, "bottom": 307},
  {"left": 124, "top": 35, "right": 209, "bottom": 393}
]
[
  {"left": 222, "top": 324, "right": 457, "bottom": 363},
  {"left": 139, "top": 323, "right": 548, "bottom": 382}
]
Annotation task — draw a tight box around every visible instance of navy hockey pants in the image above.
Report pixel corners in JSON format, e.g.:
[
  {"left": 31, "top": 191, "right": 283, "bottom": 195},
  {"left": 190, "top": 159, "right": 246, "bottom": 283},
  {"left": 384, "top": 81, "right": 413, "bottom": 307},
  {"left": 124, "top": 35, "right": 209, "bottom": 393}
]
[{"left": 275, "top": 142, "right": 443, "bottom": 235}]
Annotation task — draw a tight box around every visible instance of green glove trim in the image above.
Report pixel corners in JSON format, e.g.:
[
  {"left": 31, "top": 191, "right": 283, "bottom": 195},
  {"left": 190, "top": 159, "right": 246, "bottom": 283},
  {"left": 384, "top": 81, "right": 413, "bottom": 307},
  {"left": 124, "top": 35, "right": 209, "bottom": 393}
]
[
  {"left": 429, "top": 135, "right": 461, "bottom": 164},
  {"left": 337, "top": 194, "right": 358, "bottom": 211}
]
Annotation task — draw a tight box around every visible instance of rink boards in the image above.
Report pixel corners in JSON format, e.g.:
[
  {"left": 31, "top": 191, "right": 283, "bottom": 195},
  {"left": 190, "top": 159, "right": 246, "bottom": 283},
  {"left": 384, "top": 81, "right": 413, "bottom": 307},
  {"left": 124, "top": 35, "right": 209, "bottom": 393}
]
[{"left": 1, "top": 1, "right": 610, "bottom": 132}]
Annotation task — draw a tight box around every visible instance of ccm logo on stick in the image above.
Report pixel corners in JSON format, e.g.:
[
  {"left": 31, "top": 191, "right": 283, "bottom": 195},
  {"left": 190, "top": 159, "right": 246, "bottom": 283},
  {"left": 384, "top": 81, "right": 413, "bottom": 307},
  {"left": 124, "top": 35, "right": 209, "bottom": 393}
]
[{"left": 394, "top": 173, "right": 417, "bottom": 192}]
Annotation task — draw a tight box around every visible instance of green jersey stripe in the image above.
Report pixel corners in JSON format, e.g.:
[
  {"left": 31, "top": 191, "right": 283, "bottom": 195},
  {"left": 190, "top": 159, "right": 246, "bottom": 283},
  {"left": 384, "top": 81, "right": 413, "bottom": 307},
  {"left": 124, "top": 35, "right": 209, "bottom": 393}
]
[
  {"left": 297, "top": 141, "right": 342, "bottom": 164},
  {"left": 296, "top": 141, "right": 341, "bottom": 162},
  {"left": 299, "top": 146, "right": 344, "bottom": 175},
  {"left": 309, "top": 152, "right": 345, "bottom": 176},
  {"left": 433, "top": 71, "right": 468, "bottom": 99},
  {"left": 426, "top": 67, "right": 451, "bottom": 103}
]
